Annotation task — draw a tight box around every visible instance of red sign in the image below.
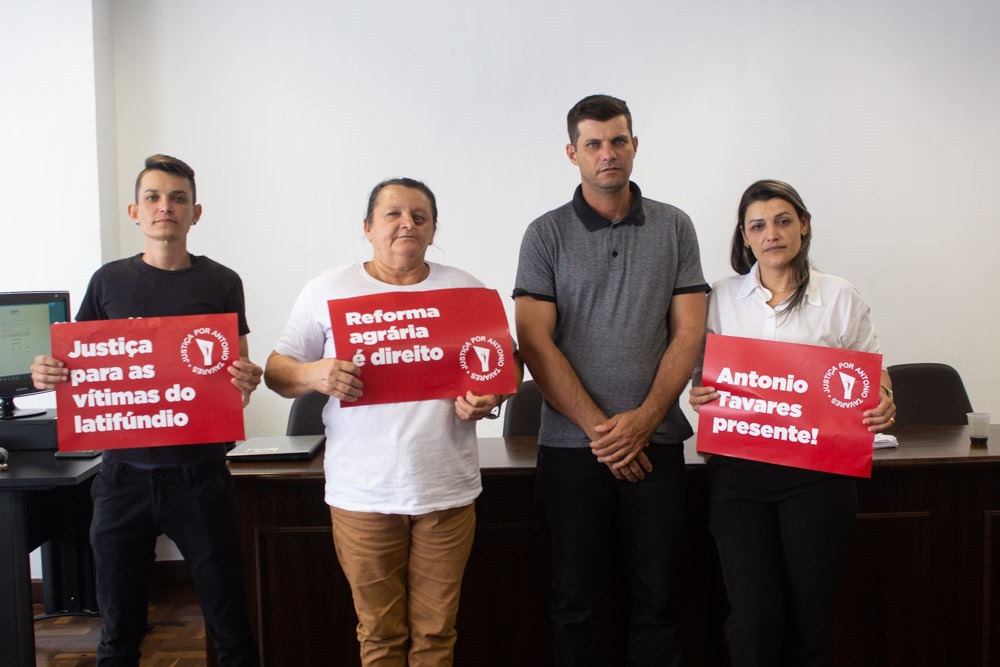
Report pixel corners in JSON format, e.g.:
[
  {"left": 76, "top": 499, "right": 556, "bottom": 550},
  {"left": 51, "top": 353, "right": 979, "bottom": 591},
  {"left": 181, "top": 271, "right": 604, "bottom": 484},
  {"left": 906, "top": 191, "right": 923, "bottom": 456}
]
[
  {"left": 697, "top": 334, "right": 882, "bottom": 477},
  {"left": 328, "top": 288, "right": 517, "bottom": 407},
  {"left": 50, "top": 314, "right": 245, "bottom": 451}
]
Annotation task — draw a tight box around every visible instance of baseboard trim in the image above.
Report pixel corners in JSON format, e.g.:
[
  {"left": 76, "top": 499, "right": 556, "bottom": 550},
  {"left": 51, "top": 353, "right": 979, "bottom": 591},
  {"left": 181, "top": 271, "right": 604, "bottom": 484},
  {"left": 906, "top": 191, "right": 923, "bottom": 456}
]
[{"left": 32, "top": 560, "right": 193, "bottom": 606}]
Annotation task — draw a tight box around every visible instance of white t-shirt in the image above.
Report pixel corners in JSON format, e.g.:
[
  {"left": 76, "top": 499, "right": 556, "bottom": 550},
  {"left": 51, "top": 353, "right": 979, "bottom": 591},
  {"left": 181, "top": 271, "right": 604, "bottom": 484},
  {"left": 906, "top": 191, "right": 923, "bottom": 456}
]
[
  {"left": 273, "top": 262, "right": 485, "bottom": 514},
  {"left": 706, "top": 265, "right": 880, "bottom": 353}
]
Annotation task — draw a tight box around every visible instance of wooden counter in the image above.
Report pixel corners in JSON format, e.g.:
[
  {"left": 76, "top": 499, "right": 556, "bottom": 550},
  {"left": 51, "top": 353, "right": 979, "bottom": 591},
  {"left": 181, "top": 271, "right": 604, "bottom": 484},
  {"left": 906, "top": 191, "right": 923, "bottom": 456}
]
[{"left": 226, "top": 425, "right": 1000, "bottom": 666}]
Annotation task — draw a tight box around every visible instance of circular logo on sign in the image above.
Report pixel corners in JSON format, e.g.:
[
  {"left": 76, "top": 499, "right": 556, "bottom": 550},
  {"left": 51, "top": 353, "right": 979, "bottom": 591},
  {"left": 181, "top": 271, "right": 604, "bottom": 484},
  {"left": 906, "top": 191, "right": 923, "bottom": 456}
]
[
  {"left": 179, "top": 327, "right": 232, "bottom": 376},
  {"left": 458, "top": 336, "right": 505, "bottom": 383},
  {"left": 821, "top": 361, "right": 872, "bottom": 409}
]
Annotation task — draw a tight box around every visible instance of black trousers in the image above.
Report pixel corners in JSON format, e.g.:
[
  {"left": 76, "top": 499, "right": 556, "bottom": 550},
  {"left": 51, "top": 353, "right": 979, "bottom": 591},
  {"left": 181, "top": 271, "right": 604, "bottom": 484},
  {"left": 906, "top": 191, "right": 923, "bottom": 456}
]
[
  {"left": 90, "top": 459, "right": 259, "bottom": 666},
  {"left": 708, "top": 455, "right": 857, "bottom": 667},
  {"left": 536, "top": 443, "right": 686, "bottom": 667}
]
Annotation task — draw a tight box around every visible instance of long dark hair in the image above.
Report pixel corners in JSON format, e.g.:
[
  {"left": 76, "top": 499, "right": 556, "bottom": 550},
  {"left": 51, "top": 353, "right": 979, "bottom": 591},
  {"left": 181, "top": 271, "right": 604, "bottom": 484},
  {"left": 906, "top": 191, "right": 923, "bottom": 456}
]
[{"left": 730, "top": 179, "right": 812, "bottom": 313}]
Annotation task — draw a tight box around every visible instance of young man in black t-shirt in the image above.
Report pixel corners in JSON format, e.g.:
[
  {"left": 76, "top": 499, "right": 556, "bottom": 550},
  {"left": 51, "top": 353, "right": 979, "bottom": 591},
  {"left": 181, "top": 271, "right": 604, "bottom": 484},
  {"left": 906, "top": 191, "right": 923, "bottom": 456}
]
[{"left": 32, "top": 155, "right": 262, "bottom": 666}]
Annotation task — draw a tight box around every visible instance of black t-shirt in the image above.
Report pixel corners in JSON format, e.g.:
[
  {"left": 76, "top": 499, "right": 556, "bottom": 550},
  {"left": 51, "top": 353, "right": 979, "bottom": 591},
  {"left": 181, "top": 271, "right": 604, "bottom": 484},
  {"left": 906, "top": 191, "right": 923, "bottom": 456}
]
[{"left": 75, "top": 253, "right": 250, "bottom": 466}]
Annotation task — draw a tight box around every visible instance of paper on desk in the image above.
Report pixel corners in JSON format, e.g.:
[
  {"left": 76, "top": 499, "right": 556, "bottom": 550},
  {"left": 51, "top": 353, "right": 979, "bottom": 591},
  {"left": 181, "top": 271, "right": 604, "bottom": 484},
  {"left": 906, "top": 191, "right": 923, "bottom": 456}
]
[{"left": 874, "top": 433, "right": 898, "bottom": 449}]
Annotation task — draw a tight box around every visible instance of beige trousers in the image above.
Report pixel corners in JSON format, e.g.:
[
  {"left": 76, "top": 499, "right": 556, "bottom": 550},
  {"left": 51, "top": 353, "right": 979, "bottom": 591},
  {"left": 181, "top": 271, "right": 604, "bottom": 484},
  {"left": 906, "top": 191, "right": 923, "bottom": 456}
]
[{"left": 330, "top": 503, "right": 476, "bottom": 667}]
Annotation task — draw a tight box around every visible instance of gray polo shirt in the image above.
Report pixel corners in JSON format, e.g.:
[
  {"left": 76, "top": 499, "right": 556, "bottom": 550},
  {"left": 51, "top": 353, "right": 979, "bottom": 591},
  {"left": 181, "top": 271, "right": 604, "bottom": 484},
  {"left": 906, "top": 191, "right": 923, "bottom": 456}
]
[{"left": 513, "top": 182, "right": 708, "bottom": 447}]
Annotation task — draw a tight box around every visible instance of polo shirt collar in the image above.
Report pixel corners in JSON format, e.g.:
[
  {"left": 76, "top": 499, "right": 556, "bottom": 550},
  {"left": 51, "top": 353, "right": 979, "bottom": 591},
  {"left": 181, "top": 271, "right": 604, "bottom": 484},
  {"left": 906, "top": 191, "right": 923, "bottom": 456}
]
[
  {"left": 737, "top": 263, "right": 823, "bottom": 307},
  {"left": 572, "top": 181, "right": 646, "bottom": 231}
]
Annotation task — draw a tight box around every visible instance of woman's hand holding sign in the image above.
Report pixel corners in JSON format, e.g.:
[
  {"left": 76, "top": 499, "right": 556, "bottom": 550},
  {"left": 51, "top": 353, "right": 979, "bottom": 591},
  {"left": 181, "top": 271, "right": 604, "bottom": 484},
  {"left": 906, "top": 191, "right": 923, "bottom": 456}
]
[
  {"left": 688, "top": 385, "right": 719, "bottom": 413},
  {"left": 863, "top": 375, "right": 896, "bottom": 432},
  {"left": 265, "top": 351, "right": 364, "bottom": 403},
  {"left": 312, "top": 358, "right": 365, "bottom": 402},
  {"left": 454, "top": 391, "right": 503, "bottom": 421}
]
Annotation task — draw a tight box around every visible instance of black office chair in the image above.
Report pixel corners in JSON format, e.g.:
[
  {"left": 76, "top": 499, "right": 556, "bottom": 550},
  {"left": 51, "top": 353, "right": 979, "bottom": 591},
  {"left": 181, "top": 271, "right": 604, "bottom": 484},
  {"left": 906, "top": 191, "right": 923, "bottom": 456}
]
[
  {"left": 285, "top": 391, "right": 328, "bottom": 436},
  {"left": 502, "top": 380, "right": 544, "bottom": 437},
  {"left": 887, "top": 363, "right": 973, "bottom": 428}
]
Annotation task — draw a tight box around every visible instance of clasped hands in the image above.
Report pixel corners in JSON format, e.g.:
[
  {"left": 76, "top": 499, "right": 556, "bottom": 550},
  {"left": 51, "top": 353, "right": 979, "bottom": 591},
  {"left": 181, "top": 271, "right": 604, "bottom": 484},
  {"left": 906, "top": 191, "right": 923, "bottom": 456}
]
[{"left": 589, "top": 407, "right": 658, "bottom": 483}]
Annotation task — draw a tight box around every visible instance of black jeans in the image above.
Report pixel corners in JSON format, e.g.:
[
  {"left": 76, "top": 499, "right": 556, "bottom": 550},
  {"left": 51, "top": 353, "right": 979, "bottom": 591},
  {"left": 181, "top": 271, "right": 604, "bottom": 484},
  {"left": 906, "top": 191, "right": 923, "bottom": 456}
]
[
  {"left": 89, "top": 458, "right": 259, "bottom": 666},
  {"left": 536, "top": 443, "right": 686, "bottom": 667},
  {"left": 708, "top": 455, "right": 857, "bottom": 667}
]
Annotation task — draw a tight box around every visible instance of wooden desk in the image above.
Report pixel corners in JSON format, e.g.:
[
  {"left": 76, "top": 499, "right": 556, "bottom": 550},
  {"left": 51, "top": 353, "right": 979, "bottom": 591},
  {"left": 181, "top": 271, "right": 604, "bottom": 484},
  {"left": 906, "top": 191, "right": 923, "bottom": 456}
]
[
  {"left": 227, "top": 426, "right": 1000, "bottom": 666},
  {"left": 0, "top": 449, "right": 101, "bottom": 667}
]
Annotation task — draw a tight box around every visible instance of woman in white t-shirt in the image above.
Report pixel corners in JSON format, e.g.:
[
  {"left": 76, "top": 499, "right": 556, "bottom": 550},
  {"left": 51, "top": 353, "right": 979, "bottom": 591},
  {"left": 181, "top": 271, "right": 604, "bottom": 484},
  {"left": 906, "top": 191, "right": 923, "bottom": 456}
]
[
  {"left": 689, "top": 180, "right": 896, "bottom": 667},
  {"left": 264, "top": 178, "right": 516, "bottom": 667}
]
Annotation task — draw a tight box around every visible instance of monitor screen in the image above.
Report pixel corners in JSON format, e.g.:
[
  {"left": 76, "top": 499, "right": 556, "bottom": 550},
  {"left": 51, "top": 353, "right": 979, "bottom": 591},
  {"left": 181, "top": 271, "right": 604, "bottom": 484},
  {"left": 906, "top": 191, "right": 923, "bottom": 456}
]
[{"left": 0, "top": 291, "right": 71, "bottom": 419}]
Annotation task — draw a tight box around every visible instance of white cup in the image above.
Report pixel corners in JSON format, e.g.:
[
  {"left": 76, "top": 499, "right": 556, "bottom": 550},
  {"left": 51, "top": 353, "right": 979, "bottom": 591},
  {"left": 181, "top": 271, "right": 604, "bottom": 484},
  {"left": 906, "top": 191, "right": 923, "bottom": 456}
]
[{"left": 967, "top": 412, "right": 991, "bottom": 445}]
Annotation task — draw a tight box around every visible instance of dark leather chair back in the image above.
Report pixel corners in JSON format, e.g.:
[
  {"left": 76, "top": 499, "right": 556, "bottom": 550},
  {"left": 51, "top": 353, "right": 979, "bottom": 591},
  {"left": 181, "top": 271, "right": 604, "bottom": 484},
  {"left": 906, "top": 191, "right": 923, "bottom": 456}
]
[
  {"left": 502, "top": 380, "right": 544, "bottom": 437},
  {"left": 887, "top": 363, "right": 973, "bottom": 428},
  {"left": 285, "top": 391, "right": 328, "bottom": 436}
]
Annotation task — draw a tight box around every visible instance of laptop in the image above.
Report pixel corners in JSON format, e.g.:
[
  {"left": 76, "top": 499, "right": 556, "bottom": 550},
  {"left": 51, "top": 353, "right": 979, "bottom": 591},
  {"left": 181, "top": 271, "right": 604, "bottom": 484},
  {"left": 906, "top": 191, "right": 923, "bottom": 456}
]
[{"left": 227, "top": 435, "right": 324, "bottom": 462}]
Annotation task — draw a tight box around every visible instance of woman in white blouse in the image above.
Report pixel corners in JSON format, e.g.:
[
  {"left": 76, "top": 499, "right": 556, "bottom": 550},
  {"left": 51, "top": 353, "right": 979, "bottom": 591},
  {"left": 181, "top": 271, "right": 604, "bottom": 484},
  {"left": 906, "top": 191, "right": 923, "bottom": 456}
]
[{"left": 689, "top": 180, "right": 896, "bottom": 667}]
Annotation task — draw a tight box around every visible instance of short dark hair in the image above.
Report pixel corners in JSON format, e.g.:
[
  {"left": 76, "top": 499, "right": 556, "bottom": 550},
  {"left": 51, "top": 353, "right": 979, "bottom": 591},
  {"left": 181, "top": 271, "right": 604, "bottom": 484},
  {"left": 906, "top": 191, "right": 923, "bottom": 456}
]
[
  {"left": 731, "top": 179, "right": 813, "bottom": 312},
  {"left": 567, "top": 94, "right": 633, "bottom": 146},
  {"left": 364, "top": 177, "right": 438, "bottom": 227},
  {"left": 134, "top": 154, "right": 197, "bottom": 203}
]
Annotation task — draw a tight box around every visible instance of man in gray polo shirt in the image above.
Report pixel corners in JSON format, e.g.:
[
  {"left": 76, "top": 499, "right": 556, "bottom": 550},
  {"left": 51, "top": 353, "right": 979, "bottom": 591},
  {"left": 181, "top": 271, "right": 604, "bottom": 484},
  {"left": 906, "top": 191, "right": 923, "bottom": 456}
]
[{"left": 513, "top": 94, "right": 708, "bottom": 666}]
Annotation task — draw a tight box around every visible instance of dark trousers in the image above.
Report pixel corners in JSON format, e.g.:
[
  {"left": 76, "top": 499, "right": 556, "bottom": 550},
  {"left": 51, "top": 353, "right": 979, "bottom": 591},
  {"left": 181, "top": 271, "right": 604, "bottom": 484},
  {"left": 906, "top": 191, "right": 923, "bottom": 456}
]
[
  {"left": 708, "top": 455, "right": 857, "bottom": 667},
  {"left": 536, "top": 443, "right": 686, "bottom": 667},
  {"left": 90, "top": 459, "right": 259, "bottom": 667}
]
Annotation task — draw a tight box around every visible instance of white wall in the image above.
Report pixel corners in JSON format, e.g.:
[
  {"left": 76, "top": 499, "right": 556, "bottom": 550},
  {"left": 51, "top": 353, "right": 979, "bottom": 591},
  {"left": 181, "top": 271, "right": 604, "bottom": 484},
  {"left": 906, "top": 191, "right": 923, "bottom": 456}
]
[
  {"left": 1, "top": 0, "right": 112, "bottom": 576},
  {"left": 1, "top": 1, "right": 104, "bottom": 309},
  {"left": 5, "top": 0, "right": 1000, "bottom": 560},
  {"left": 101, "top": 0, "right": 999, "bottom": 434}
]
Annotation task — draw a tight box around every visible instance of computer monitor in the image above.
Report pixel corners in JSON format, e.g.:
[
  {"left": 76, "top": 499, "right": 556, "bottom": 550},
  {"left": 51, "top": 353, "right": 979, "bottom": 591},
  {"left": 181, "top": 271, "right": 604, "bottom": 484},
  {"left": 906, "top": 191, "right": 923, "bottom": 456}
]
[{"left": 0, "top": 291, "right": 71, "bottom": 420}]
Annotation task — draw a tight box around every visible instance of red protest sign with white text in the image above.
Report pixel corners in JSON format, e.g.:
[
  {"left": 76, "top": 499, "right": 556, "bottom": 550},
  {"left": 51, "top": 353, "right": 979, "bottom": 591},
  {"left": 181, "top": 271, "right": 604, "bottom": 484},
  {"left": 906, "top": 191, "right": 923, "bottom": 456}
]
[
  {"left": 328, "top": 288, "right": 517, "bottom": 407},
  {"left": 50, "top": 314, "right": 245, "bottom": 451},
  {"left": 697, "top": 334, "right": 882, "bottom": 477}
]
